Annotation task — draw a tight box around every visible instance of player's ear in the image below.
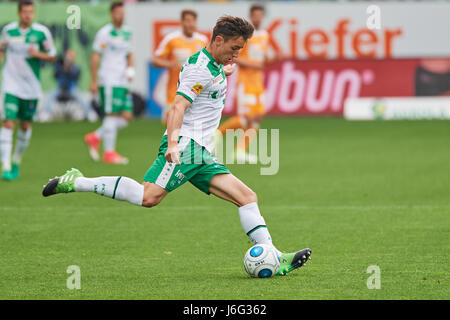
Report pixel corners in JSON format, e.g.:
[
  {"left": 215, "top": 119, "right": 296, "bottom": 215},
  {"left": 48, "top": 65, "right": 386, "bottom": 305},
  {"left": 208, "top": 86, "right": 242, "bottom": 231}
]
[{"left": 215, "top": 35, "right": 224, "bottom": 47}]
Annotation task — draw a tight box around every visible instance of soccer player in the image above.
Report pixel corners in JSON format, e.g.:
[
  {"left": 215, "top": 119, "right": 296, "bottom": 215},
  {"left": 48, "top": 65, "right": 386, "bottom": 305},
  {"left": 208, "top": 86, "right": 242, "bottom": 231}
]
[
  {"left": 43, "top": 16, "right": 311, "bottom": 276},
  {"left": 152, "top": 9, "right": 208, "bottom": 124},
  {"left": 217, "top": 4, "right": 269, "bottom": 163},
  {"left": 0, "top": 0, "right": 56, "bottom": 180},
  {"left": 84, "top": 1, "right": 135, "bottom": 164}
]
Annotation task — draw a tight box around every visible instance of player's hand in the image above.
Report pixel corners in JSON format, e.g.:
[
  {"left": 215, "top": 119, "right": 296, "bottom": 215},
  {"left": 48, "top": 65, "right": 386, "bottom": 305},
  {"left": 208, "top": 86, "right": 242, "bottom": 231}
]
[
  {"left": 126, "top": 67, "right": 136, "bottom": 83},
  {"left": 28, "top": 45, "right": 40, "bottom": 58},
  {"left": 165, "top": 145, "right": 181, "bottom": 165},
  {"left": 89, "top": 81, "right": 98, "bottom": 94},
  {"left": 223, "top": 63, "right": 236, "bottom": 76}
]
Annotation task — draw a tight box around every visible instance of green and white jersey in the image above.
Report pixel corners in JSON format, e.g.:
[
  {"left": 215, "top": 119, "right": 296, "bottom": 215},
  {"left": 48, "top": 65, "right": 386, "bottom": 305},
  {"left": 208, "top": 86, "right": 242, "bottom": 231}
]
[
  {"left": 174, "top": 48, "right": 227, "bottom": 152},
  {"left": 0, "top": 22, "right": 56, "bottom": 100},
  {"left": 93, "top": 23, "right": 132, "bottom": 88}
]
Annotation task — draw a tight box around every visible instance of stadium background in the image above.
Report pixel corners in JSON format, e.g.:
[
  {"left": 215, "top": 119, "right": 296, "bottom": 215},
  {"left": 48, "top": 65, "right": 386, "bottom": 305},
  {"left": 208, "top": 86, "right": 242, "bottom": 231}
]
[
  {"left": 0, "top": 0, "right": 449, "bottom": 119},
  {"left": 0, "top": 0, "right": 449, "bottom": 300}
]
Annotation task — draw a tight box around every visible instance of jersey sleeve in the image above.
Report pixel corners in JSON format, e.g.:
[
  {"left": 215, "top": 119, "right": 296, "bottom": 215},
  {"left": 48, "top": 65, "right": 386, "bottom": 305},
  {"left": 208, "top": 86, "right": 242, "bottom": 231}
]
[
  {"left": 176, "top": 64, "right": 212, "bottom": 103},
  {"left": 41, "top": 27, "right": 56, "bottom": 57},
  {"left": 92, "top": 29, "right": 107, "bottom": 54}
]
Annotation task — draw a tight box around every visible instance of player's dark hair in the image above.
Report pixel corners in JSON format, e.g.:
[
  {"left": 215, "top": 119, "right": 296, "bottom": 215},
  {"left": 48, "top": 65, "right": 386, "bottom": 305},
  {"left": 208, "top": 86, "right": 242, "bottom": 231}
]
[
  {"left": 181, "top": 9, "right": 197, "bottom": 20},
  {"left": 211, "top": 16, "right": 254, "bottom": 43},
  {"left": 110, "top": 1, "right": 124, "bottom": 12},
  {"left": 249, "top": 4, "right": 265, "bottom": 15},
  {"left": 18, "top": 0, "right": 34, "bottom": 12}
]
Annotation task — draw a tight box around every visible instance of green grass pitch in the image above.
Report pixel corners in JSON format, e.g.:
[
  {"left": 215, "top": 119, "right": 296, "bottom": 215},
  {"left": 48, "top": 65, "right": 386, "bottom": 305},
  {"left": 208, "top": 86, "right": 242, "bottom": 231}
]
[{"left": 0, "top": 117, "right": 448, "bottom": 299}]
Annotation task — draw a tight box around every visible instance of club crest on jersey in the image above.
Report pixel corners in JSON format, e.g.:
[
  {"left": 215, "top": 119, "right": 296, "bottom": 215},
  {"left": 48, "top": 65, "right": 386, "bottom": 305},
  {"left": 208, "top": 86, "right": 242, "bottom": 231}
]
[
  {"left": 191, "top": 83, "right": 204, "bottom": 96},
  {"left": 28, "top": 35, "right": 38, "bottom": 43}
]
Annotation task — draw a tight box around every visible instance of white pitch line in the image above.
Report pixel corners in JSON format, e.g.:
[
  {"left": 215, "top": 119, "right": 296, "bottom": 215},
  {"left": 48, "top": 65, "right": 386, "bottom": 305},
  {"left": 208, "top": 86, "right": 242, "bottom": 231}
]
[{"left": 1, "top": 204, "right": 449, "bottom": 212}]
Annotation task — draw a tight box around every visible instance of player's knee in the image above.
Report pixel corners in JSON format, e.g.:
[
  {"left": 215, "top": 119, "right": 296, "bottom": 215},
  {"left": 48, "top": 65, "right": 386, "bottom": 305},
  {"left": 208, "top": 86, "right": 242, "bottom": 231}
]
[
  {"left": 142, "top": 195, "right": 162, "bottom": 208},
  {"left": 241, "top": 190, "right": 258, "bottom": 206},
  {"left": 19, "top": 121, "right": 32, "bottom": 131},
  {"left": 121, "top": 112, "right": 133, "bottom": 122},
  {"left": 2, "top": 120, "right": 14, "bottom": 129}
]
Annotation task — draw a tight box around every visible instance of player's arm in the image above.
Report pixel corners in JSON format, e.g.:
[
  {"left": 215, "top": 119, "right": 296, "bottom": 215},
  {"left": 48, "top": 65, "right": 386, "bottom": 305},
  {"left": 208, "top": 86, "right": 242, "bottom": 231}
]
[
  {"left": 90, "top": 51, "right": 101, "bottom": 94},
  {"left": 30, "top": 27, "right": 56, "bottom": 63},
  {"left": 0, "top": 50, "right": 4, "bottom": 65},
  {"left": 152, "top": 55, "right": 179, "bottom": 69},
  {"left": 165, "top": 94, "right": 191, "bottom": 165},
  {"left": 235, "top": 57, "right": 264, "bottom": 70},
  {"left": 126, "top": 51, "right": 135, "bottom": 82},
  {"left": 28, "top": 46, "right": 56, "bottom": 63}
]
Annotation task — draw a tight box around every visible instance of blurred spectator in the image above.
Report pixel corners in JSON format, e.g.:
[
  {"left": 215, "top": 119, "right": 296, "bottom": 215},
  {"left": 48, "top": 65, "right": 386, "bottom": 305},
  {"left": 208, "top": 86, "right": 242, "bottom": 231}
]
[{"left": 41, "top": 49, "right": 97, "bottom": 122}]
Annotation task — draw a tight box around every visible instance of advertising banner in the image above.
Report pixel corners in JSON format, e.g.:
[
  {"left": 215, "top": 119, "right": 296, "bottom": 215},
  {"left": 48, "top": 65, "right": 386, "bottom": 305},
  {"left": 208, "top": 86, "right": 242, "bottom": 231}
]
[
  {"left": 344, "top": 97, "right": 450, "bottom": 120},
  {"left": 128, "top": 1, "right": 450, "bottom": 96},
  {"left": 149, "top": 57, "right": 450, "bottom": 117}
]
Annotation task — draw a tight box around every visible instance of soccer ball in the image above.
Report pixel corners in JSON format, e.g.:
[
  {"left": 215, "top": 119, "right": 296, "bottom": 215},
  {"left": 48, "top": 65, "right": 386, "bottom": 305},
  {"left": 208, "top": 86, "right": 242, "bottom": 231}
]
[{"left": 243, "top": 244, "right": 280, "bottom": 278}]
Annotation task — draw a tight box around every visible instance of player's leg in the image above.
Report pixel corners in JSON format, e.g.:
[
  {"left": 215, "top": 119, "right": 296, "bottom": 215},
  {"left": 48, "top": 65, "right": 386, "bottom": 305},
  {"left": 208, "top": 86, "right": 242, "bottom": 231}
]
[
  {"left": 141, "top": 181, "right": 168, "bottom": 207},
  {"left": 208, "top": 173, "right": 277, "bottom": 246},
  {"left": 101, "top": 87, "right": 131, "bottom": 164},
  {"left": 43, "top": 136, "right": 190, "bottom": 207},
  {"left": 85, "top": 86, "right": 127, "bottom": 164},
  {"left": 112, "top": 90, "right": 133, "bottom": 141},
  {"left": 207, "top": 173, "right": 311, "bottom": 276},
  {"left": 42, "top": 167, "right": 146, "bottom": 206},
  {"left": 1, "top": 119, "right": 14, "bottom": 180},
  {"left": 10, "top": 97, "right": 38, "bottom": 179},
  {"left": 10, "top": 120, "right": 32, "bottom": 179},
  {"left": 84, "top": 86, "right": 107, "bottom": 161},
  {"left": 217, "top": 115, "right": 245, "bottom": 135},
  {"left": 1, "top": 93, "right": 20, "bottom": 180}
]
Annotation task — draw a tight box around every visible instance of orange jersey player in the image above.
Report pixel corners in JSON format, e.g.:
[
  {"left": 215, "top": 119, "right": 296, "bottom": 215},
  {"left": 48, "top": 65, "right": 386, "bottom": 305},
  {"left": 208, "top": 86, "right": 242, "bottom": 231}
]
[
  {"left": 236, "top": 27, "right": 269, "bottom": 120},
  {"left": 217, "top": 4, "right": 269, "bottom": 163},
  {"left": 152, "top": 9, "right": 208, "bottom": 124}
]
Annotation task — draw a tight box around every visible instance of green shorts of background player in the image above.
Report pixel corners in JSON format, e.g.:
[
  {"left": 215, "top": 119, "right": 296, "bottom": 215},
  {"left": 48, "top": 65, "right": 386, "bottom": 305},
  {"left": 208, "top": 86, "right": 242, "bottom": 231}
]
[{"left": 0, "top": 93, "right": 37, "bottom": 180}]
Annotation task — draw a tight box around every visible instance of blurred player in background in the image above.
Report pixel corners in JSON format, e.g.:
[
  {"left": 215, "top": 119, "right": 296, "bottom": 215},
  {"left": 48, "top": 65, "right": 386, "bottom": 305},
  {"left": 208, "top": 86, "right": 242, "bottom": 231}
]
[
  {"left": 152, "top": 9, "right": 208, "bottom": 124},
  {"left": 84, "top": 1, "right": 135, "bottom": 164},
  {"left": 0, "top": 0, "right": 56, "bottom": 180},
  {"left": 217, "top": 4, "right": 269, "bottom": 163}
]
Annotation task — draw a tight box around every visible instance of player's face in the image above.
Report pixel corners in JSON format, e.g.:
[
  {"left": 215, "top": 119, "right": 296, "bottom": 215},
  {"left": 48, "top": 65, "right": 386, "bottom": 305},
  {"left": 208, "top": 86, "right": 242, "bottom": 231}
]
[
  {"left": 216, "top": 36, "right": 246, "bottom": 65},
  {"left": 18, "top": 5, "right": 34, "bottom": 27},
  {"left": 181, "top": 14, "right": 197, "bottom": 38},
  {"left": 111, "top": 6, "right": 125, "bottom": 27},
  {"left": 250, "top": 9, "right": 265, "bottom": 30}
]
